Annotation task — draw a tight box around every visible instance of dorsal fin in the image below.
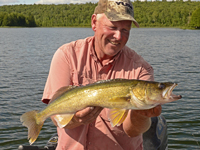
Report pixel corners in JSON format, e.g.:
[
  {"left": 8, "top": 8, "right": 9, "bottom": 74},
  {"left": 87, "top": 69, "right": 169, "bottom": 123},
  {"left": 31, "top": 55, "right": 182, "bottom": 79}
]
[{"left": 49, "top": 86, "right": 77, "bottom": 104}]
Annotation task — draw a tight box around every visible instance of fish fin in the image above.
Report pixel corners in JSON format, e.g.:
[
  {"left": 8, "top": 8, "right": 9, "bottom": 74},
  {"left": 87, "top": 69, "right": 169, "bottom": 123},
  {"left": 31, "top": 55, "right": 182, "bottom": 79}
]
[
  {"left": 108, "top": 109, "right": 129, "bottom": 127},
  {"left": 54, "top": 114, "right": 74, "bottom": 128},
  {"left": 50, "top": 86, "right": 77, "bottom": 103},
  {"left": 20, "top": 110, "right": 44, "bottom": 145}
]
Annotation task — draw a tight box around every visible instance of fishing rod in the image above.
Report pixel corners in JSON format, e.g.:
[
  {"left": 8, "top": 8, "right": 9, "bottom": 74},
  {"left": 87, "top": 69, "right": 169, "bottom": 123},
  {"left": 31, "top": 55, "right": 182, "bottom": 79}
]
[
  {"left": 18, "top": 134, "right": 57, "bottom": 150},
  {"left": 18, "top": 145, "right": 56, "bottom": 150}
]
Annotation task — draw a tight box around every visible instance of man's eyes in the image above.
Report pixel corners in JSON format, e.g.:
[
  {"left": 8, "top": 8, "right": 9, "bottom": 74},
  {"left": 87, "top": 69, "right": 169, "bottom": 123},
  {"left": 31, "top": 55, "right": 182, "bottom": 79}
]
[
  {"left": 109, "top": 27, "right": 129, "bottom": 32},
  {"left": 110, "top": 26, "right": 117, "bottom": 30},
  {"left": 122, "top": 29, "right": 129, "bottom": 32}
]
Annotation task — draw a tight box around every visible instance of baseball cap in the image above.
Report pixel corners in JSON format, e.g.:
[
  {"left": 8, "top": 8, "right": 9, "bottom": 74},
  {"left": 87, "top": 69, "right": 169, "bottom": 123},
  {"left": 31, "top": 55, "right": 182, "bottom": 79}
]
[{"left": 94, "top": 0, "right": 139, "bottom": 28}]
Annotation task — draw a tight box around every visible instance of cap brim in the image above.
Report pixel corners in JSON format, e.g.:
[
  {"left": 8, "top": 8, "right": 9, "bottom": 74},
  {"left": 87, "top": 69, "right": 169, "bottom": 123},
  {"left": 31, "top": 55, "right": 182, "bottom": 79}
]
[
  {"left": 105, "top": 12, "right": 139, "bottom": 28},
  {"left": 133, "top": 20, "right": 139, "bottom": 28}
]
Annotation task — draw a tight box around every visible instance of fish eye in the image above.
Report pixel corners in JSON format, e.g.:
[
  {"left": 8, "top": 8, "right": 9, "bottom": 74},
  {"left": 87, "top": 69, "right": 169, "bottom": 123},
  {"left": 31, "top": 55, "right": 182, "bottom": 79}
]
[{"left": 158, "top": 83, "right": 165, "bottom": 89}]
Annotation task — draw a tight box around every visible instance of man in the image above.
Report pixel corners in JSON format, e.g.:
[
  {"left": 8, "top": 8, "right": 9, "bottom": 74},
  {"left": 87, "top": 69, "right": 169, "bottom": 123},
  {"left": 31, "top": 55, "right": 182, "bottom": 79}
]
[{"left": 42, "top": 0, "right": 162, "bottom": 149}]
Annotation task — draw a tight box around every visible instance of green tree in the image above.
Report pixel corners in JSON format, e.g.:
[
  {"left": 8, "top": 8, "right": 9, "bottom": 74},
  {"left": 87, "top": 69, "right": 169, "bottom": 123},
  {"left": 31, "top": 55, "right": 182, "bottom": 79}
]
[
  {"left": 0, "top": 12, "right": 5, "bottom": 26},
  {"left": 25, "top": 13, "right": 36, "bottom": 27},
  {"left": 2, "top": 13, "right": 10, "bottom": 26},
  {"left": 189, "top": 7, "right": 200, "bottom": 29}
]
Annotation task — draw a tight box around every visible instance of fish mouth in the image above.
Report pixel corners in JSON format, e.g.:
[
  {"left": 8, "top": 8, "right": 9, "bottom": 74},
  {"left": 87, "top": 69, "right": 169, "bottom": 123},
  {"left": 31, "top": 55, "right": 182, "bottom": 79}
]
[{"left": 162, "top": 83, "right": 182, "bottom": 100}]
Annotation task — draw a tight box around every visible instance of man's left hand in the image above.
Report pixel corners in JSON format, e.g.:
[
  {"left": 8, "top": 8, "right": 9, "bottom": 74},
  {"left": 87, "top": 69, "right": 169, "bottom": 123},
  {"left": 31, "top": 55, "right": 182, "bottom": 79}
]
[{"left": 134, "top": 105, "right": 162, "bottom": 118}]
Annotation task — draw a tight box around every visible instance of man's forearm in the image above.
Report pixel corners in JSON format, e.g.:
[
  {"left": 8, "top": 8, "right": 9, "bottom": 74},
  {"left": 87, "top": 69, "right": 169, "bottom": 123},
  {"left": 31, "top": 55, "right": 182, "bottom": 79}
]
[{"left": 123, "top": 110, "right": 151, "bottom": 137}]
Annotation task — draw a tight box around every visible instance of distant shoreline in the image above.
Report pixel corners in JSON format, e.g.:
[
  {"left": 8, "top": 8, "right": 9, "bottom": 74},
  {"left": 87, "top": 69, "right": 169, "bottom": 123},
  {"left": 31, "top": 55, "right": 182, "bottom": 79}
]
[{"left": 0, "top": 2, "right": 200, "bottom": 29}]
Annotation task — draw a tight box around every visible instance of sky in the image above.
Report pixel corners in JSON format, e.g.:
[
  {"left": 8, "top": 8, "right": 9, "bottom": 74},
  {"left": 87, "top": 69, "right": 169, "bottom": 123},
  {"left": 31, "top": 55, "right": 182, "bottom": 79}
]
[
  {"left": 0, "top": 0, "right": 99, "bottom": 6},
  {"left": 0, "top": 0, "right": 199, "bottom": 6}
]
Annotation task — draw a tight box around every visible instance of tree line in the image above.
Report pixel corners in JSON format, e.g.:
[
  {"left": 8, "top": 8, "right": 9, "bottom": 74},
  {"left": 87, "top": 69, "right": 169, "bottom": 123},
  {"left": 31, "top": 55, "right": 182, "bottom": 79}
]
[
  {"left": 0, "top": 12, "right": 36, "bottom": 27},
  {"left": 189, "top": 7, "right": 200, "bottom": 29},
  {"left": 0, "top": 1, "right": 200, "bottom": 29}
]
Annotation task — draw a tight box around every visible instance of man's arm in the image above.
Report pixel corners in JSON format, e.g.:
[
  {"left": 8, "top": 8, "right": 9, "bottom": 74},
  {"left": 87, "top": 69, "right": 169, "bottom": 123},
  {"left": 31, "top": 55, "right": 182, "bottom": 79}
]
[
  {"left": 42, "top": 48, "right": 72, "bottom": 104},
  {"left": 123, "top": 105, "right": 162, "bottom": 137}
]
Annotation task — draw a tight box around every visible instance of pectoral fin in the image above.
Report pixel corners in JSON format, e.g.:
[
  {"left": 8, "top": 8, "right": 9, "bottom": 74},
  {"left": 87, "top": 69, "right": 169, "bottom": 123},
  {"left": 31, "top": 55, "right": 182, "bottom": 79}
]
[
  {"left": 108, "top": 109, "right": 129, "bottom": 127},
  {"left": 54, "top": 114, "right": 74, "bottom": 128}
]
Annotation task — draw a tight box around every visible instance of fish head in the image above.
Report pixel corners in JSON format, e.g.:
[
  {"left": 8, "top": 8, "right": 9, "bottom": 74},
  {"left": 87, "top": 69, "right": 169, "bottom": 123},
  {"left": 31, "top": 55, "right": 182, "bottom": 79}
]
[
  {"left": 147, "top": 82, "right": 182, "bottom": 103},
  {"left": 131, "top": 81, "right": 182, "bottom": 107}
]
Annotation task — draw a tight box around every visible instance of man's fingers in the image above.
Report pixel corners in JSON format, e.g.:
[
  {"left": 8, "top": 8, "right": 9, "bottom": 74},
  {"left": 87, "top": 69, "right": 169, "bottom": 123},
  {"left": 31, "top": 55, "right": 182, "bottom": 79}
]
[
  {"left": 144, "top": 105, "right": 162, "bottom": 117},
  {"left": 89, "top": 107, "right": 103, "bottom": 116},
  {"left": 152, "top": 105, "right": 162, "bottom": 116},
  {"left": 75, "top": 107, "right": 103, "bottom": 124},
  {"left": 134, "top": 105, "right": 162, "bottom": 118},
  {"left": 75, "top": 107, "right": 94, "bottom": 118}
]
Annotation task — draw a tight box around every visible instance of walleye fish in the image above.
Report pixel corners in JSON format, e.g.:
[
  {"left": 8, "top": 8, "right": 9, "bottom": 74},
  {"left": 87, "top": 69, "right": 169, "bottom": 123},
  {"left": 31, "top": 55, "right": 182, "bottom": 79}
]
[{"left": 20, "top": 79, "right": 182, "bottom": 145}]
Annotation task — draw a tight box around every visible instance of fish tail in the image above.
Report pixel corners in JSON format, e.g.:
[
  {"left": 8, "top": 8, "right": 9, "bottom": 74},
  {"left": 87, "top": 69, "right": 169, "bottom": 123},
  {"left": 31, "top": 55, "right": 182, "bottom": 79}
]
[{"left": 20, "top": 110, "right": 44, "bottom": 145}]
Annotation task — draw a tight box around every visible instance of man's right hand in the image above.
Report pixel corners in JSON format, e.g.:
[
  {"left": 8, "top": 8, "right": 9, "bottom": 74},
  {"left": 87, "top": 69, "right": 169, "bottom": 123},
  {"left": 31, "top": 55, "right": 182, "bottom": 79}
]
[
  {"left": 51, "top": 106, "right": 103, "bottom": 129},
  {"left": 74, "top": 106, "right": 103, "bottom": 124}
]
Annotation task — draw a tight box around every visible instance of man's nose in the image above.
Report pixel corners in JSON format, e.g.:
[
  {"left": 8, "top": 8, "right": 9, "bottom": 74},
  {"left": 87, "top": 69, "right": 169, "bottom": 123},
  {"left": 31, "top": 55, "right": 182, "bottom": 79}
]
[{"left": 113, "top": 30, "right": 122, "bottom": 40}]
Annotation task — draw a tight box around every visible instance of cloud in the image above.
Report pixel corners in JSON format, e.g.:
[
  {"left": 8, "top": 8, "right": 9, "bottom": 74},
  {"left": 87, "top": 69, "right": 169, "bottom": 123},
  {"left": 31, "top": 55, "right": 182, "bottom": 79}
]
[
  {"left": 0, "top": 0, "right": 19, "bottom": 5},
  {"left": 35, "top": 0, "right": 98, "bottom": 4}
]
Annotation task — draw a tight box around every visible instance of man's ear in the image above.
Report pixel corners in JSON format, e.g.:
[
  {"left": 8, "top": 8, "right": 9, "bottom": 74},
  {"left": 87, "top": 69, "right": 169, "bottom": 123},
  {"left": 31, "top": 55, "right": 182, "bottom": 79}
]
[{"left": 91, "top": 14, "right": 97, "bottom": 32}]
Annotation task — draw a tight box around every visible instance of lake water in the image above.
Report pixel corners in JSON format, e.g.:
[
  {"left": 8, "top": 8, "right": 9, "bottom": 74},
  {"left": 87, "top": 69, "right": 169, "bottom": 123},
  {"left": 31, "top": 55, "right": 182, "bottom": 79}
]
[{"left": 0, "top": 28, "right": 199, "bottom": 150}]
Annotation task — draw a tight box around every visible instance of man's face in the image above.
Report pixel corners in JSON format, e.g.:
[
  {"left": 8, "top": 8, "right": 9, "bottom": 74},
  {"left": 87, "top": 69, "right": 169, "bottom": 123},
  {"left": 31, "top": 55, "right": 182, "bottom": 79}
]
[{"left": 92, "top": 14, "right": 132, "bottom": 60}]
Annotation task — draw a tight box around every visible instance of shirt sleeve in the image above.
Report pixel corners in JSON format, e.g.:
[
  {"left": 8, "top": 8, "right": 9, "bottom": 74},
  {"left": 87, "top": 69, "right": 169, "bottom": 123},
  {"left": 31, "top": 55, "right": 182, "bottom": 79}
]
[
  {"left": 138, "top": 65, "right": 154, "bottom": 81},
  {"left": 42, "top": 48, "right": 71, "bottom": 104}
]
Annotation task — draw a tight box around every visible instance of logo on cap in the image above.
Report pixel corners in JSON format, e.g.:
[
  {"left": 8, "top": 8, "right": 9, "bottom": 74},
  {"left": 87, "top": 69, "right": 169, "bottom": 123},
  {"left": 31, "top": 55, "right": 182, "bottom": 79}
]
[{"left": 115, "top": 1, "right": 133, "bottom": 10}]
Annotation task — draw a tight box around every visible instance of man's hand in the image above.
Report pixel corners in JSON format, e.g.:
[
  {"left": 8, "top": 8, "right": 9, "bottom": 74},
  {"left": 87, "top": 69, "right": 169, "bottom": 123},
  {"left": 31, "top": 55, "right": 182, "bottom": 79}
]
[
  {"left": 123, "top": 105, "right": 162, "bottom": 137},
  {"left": 61, "top": 106, "right": 103, "bottom": 129},
  {"left": 133, "top": 105, "right": 162, "bottom": 118},
  {"left": 74, "top": 106, "right": 103, "bottom": 124}
]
